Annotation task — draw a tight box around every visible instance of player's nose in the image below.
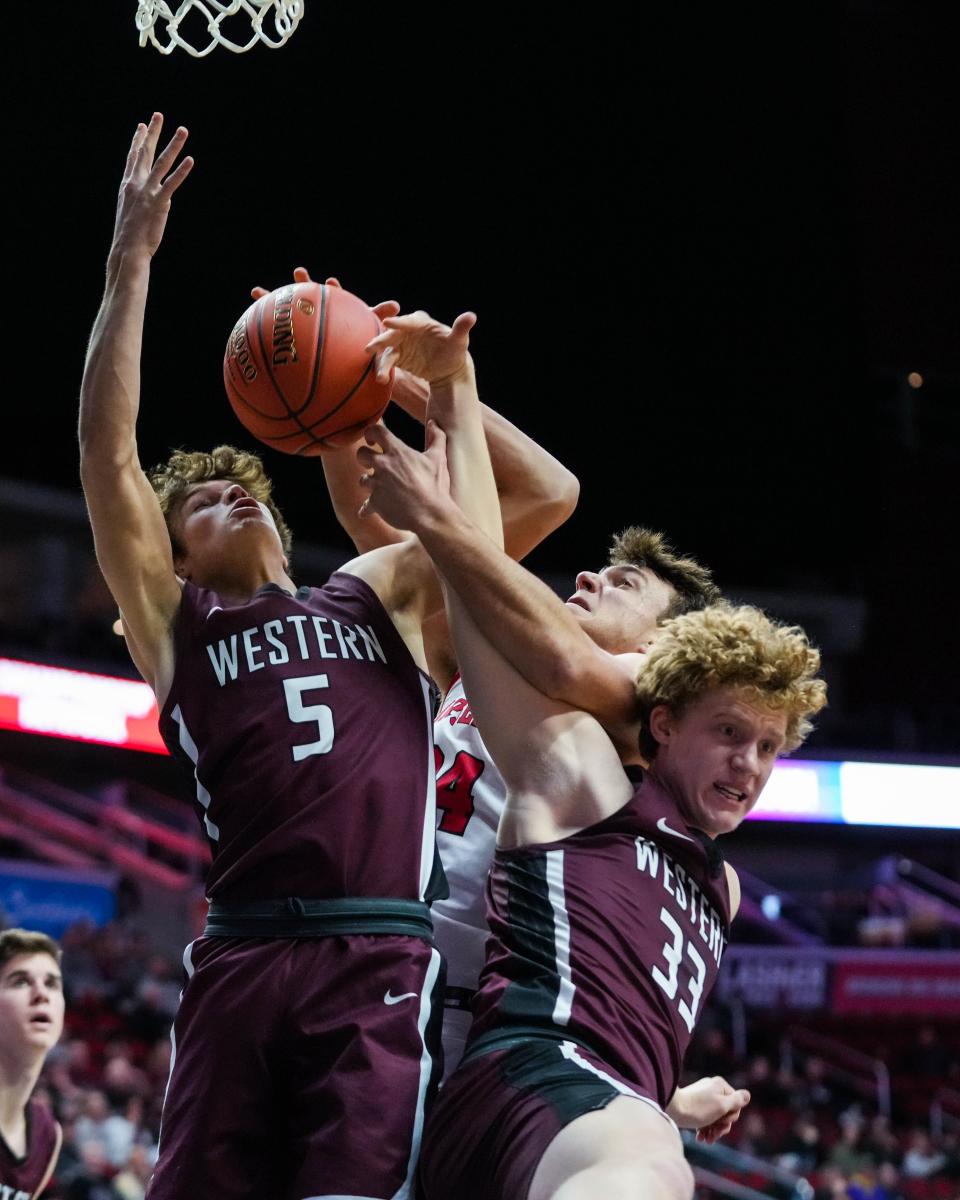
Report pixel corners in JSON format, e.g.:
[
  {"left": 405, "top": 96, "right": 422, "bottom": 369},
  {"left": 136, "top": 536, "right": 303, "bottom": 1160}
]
[
  {"left": 575, "top": 570, "right": 601, "bottom": 592},
  {"left": 731, "top": 743, "right": 760, "bottom": 775},
  {"left": 224, "top": 482, "right": 250, "bottom": 503}
]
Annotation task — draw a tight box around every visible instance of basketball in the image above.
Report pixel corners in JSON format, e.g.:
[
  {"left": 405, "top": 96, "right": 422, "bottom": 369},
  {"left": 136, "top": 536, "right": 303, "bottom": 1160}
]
[{"left": 223, "top": 282, "right": 393, "bottom": 456}]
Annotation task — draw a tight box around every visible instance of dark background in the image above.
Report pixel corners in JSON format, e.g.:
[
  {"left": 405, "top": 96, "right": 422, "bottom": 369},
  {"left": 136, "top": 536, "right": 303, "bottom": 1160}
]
[{"left": 4, "top": 2, "right": 958, "bottom": 756}]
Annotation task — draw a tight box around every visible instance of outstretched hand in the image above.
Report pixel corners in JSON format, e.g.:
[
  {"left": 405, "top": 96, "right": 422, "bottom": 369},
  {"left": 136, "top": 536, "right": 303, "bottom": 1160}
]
[
  {"left": 357, "top": 420, "right": 451, "bottom": 531},
  {"left": 669, "top": 1077, "right": 751, "bottom": 1144},
  {"left": 248, "top": 269, "right": 401, "bottom": 323},
  {"left": 365, "top": 311, "right": 476, "bottom": 386},
  {"left": 112, "top": 113, "right": 193, "bottom": 259}
]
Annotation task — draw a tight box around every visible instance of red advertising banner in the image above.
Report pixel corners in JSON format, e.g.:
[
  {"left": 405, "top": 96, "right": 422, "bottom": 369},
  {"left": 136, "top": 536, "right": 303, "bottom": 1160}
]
[
  {"left": 831, "top": 955, "right": 960, "bottom": 1016},
  {"left": 0, "top": 657, "right": 166, "bottom": 755}
]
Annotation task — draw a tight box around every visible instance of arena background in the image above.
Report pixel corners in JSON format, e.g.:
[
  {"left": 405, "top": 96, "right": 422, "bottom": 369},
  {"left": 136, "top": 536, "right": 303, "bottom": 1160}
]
[{"left": 1, "top": 4, "right": 957, "bottom": 1197}]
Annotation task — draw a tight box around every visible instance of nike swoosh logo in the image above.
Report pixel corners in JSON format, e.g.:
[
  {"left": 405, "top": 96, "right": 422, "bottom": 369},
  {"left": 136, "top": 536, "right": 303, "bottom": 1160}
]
[
  {"left": 657, "top": 817, "right": 695, "bottom": 844},
  {"left": 384, "top": 990, "right": 418, "bottom": 1006}
]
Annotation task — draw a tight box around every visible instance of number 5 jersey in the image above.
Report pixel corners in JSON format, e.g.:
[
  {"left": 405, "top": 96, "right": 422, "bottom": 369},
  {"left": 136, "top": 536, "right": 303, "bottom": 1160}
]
[{"left": 158, "top": 574, "right": 440, "bottom": 905}]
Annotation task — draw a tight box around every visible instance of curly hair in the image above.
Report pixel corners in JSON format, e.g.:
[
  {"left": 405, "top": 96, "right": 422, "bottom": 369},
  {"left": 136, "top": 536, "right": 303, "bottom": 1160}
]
[
  {"left": 147, "top": 445, "right": 293, "bottom": 561},
  {"left": 608, "top": 527, "right": 721, "bottom": 619},
  {"left": 0, "top": 928, "right": 62, "bottom": 969},
  {"left": 635, "top": 603, "right": 827, "bottom": 758}
]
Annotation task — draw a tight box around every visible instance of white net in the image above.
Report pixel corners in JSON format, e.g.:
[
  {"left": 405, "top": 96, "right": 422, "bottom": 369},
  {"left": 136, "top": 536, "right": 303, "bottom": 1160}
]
[{"left": 136, "top": 0, "right": 304, "bottom": 56}]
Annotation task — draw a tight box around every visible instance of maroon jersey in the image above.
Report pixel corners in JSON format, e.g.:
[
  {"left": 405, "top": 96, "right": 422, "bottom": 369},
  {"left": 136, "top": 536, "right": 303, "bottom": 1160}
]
[
  {"left": 0, "top": 1098, "right": 61, "bottom": 1199},
  {"left": 158, "top": 573, "right": 438, "bottom": 903},
  {"left": 469, "top": 769, "right": 732, "bottom": 1107}
]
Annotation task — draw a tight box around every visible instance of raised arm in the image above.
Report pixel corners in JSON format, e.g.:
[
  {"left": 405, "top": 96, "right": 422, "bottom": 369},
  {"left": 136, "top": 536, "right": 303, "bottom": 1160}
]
[
  {"left": 356, "top": 316, "right": 632, "bottom": 840},
  {"left": 357, "top": 462, "right": 639, "bottom": 729},
  {"left": 253, "top": 272, "right": 579, "bottom": 560},
  {"left": 78, "top": 115, "right": 193, "bottom": 702},
  {"left": 337, "top": 310, "right": 487, "bottom": 672},
  {"left": 326, "top": 374, "right": 578, "bottom": 559},
  {"left": 328, "top": 361, "right": 579, "bottom": 688}
]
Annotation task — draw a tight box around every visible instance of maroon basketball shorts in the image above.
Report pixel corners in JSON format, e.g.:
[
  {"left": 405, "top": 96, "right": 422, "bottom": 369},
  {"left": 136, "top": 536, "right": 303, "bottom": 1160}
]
[
  {"left": 147, "top": 934, "right": 444, "bottom": 1200},
  {"left": 418, "top": 1034, "right": 674, "bottom": 1200}
]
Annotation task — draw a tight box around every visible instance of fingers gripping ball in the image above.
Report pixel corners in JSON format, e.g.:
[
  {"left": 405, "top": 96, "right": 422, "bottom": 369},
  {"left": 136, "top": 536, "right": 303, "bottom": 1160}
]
[{"left": 223, "top": 282, "right": 393, "bottom": 456}]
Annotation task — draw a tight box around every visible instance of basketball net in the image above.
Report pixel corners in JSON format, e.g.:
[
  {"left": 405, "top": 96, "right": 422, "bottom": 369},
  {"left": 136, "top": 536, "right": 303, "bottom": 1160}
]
[{"left": 136, "top": 0, "right": 304, "bottom": 56}]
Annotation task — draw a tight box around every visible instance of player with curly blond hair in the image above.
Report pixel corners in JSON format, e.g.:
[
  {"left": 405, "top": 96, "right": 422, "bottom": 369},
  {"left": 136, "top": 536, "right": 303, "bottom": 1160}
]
[{"left": 355, "top": 320, "right": 827, "bottom": 1200}]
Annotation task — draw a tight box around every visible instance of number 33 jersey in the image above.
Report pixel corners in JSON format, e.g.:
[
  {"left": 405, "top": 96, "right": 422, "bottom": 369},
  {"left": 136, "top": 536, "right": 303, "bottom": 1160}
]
[
  {"left": 158, "top": 574, "right": 438, "bottom": 903},
  {"left": 469, "top": 770, "right": 733, "bottom": 1107}
]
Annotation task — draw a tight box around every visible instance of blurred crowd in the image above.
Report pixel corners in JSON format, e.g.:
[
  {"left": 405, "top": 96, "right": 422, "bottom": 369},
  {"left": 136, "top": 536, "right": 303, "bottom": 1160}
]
[
  {"left": 686, "top": 1025, "right": 960, "bottom": 1199},
  {"left": 30, "top": 922, "right": 180, "bottom": 1199}
]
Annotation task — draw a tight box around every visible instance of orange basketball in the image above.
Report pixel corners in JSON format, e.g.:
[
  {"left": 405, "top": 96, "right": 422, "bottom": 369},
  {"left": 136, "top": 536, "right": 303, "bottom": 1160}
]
[{"left": 223, "top": 282, "right": 393, "bottom": 455}]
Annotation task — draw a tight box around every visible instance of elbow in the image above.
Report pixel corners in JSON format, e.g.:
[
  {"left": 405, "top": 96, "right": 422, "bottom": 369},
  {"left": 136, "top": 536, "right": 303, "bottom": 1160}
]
[
  {"left": 554, "top": 468, "right": 580, "bottom": 522},
  {"left": 532, "top": 470, "right": 580, "bottom": 541}
]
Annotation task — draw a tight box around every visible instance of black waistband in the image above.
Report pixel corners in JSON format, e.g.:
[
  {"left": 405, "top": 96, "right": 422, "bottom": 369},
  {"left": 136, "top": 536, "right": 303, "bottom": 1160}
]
[
  {"left": 462, "top": 1025, "right": 597, "bottom": 1064},
  {"left": 203, "top": 897, "right": 434, "bottom": 941}
]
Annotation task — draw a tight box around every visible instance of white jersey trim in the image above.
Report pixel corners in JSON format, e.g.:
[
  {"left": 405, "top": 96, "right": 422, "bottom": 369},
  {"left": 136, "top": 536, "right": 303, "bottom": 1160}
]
[
  {"left": 546, "top": 850, "right": 576, "bottom": 1026},
  {"left": 391, "top": 946, "right": 442, "bottom": 1200},
  {"left": 417, "top": 674, "right": 438, "bottom": 901},
  {"left": 559, "top": 1041, "right": 678, "bottom": 1132},
  {"left": 155, "top": 940, "right": 196, "bottom": 1157},
  {"left": 170, "top": 704, "right": 220, "bottom": 842}
]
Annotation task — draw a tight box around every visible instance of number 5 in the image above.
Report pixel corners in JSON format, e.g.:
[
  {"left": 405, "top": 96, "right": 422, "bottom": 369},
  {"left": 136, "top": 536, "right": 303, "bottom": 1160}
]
[{"left": 283, "top": 674, "right": 335, "bottom": 762}]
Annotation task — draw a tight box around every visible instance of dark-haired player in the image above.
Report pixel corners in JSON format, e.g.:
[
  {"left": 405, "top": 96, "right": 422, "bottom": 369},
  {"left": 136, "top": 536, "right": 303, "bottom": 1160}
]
[
  {"left": 356, "top": 318, "right": 826, "bottom": 1198},
  {"left": 80, "top": 114, "right": 472, "bottom": 1200},
  {"left": 0, "top": 929, "right": 64, "bottom": 1200}
]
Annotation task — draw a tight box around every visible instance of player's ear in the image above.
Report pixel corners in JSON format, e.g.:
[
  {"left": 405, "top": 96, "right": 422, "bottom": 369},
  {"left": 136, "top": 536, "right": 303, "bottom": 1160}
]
[
  {"left": 173, "top": 551, "right": 191, "bottom": 582},
  {"left": 648, "top": 704, "right": 674, "bottom": 747}
]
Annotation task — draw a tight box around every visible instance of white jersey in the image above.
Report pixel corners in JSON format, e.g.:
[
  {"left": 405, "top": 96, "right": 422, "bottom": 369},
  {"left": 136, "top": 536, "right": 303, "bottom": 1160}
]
[{"left": 432, "top": 674, "right": 505, "bottom": 1078}]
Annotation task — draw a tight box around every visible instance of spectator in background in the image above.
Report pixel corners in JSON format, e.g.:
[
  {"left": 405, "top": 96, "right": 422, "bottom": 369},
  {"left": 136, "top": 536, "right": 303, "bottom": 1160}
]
[
  {"left": 113, "top": 1144, "right": 154, "bottom": 1200},
  {"left": 828, "top": 1114, "right": 874, "bottom": 1178},
  {"left": 74, "top": 1092, "right": 128, "bottom": 1167},
  {"left": 792, "top": 1055, "right": 837, "bottom": 1111},
  {"left": 61, "top": 1139, "right": 123, "bottom": 1200},
  {"left": 901, "top": 1128, "right": 947, "bottom": 1179},
  {"left": 0, "top": 929, "right": 65, "bottom": 1198},
  {"left": 816, "top": 1165, "right": 853, "bottom": 1200},
  {"left": 741, "top": 1053, "right": 792, "bottom": 1108},
  {"left": 862, "top": 1114, "right": 902, "bottom": 1169},
  {"left": 736, "top": 1111, "right": 777, "bottom": 1159},
  {"left": 778, "top": 1112, "right": 823, "bottom": 1175}
]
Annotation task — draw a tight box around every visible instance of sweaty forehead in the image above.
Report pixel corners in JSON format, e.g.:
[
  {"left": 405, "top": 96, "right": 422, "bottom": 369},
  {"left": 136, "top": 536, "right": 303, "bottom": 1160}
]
[{"left": 707, "top": 690, "right": 788, "bottom": 735}]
